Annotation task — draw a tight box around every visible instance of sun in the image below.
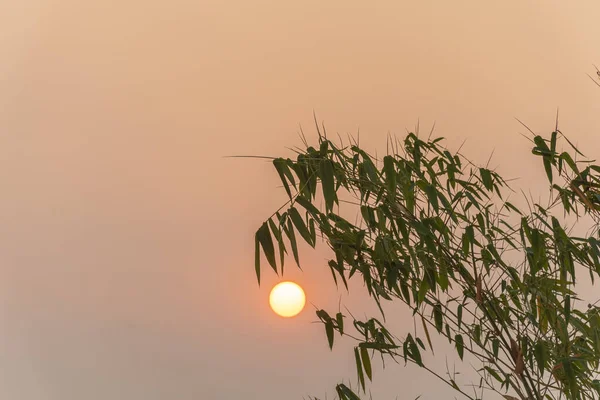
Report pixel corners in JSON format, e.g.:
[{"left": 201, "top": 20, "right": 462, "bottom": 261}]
[{"left": 269, "top": 281, "right": 306, "bottom": 317}]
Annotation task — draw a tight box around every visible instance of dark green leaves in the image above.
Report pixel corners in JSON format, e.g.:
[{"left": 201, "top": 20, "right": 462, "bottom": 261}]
[
  {"left": 254, "top": 129, "right": 600, "bottom": 400},
  {"left": 288, "top": 207, "right": 315, "bottom": 247},
  {"left": 455, "top": 334, "right": 464, "bottom": 360},
  {"left": 317, "top": 310, "right": 335, "bottom": 350},
  {"left": 532, "top": 135, "right": 554, "bottom": 183},
  {"left": 336, "top": 312, "right": 345, "bottom": 335},
  {"left": 404, "top": 334, "right": 423, "bottom": 366},
  {"left": 319, "top": 159, "right": 336, "bottom": 212},
  {"left": 273, "top": 158, "right": 296, "bottom": 199},
  {"left": 565, "top": 295, "right": 571, "bottom": 326},
  {"left": 383, "top": 155, "right": 397, "bottom": 199},
  {"left": 433, "top": 303, "right": 443, "bottom": 333},
  {"left": 424, "top": 184, "right": 439, "bottom": 212},
  {"left": 326, "top": 321, "right": 334, "bottom": 349},
  {"left": 256, "top": 222, "right": 277, "bottom": 274},
  {"left": 360, "top": 346, "right": 372, "bottom": 381},
  {"left": 284, "top": 218, "right": 300, "bottom": 266},
  {"left": 534, "top": 341, "right": 548, "bottom": 375},
  {"left": 336, "top": 383, "right": 362, "bottom": 400},
  {"left": 480, "top": 168, "right": 493, "bottom": 191},
  {"left": 354, "top": 347, "right": 365, "bottom": 391},
  {"left": 254, "top": 233, "right": 261, "bottom": 284}
]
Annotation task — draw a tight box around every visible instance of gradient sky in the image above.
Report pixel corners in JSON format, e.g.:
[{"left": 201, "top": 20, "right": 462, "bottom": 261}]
[{"left": 2, "top": 1, "right": 600, "bottom": 399}]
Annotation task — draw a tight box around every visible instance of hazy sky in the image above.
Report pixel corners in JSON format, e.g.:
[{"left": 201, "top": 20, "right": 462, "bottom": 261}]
[{"left": 1, "top": 1, "right": 600, "bottom": 399}]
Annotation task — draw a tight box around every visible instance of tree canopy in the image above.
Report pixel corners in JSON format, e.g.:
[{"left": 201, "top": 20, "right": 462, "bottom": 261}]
[{"left": 253, "top": 108, "right": 600, "bottom": 400}]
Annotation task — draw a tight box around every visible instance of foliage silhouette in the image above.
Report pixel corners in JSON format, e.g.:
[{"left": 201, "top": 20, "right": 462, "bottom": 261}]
[{"left": 254, "top": 73, "right": 600, "bottom": 400}]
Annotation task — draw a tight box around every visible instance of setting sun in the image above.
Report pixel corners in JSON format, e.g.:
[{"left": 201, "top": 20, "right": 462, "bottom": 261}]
[{"left": 269, "top": 282, "right": 306, "bottom": 317}]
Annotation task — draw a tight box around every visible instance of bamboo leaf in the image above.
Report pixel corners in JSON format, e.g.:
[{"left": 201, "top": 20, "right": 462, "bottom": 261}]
[
  {"left": 455, "top": 334, "right": 464, "bottom": 360},
  {"left": 492, "top": 338, "right": 499, "bottom": 359},
  {"left": 560, "top": 152, "right": 579, "bottom": 175},
  {"left": 336, "top": 312, "right": 344, "bottom": 334},
  {"left": 383, "top": 155, "right": 397, "bottom": 198},
  {"left": 254, "top": 233, "right": 261, "bottom": 284},
  {"left": 288, "top": 207, "right": 314, "bottom": 246},
  {"left": 326, "top": 320, "right": 334, "bottom": 350},
  {"left": 273, "top": 158, "right": 295, "bottom": 199},
  {"left": 534, "top": 341, "right": 548, "bottom": 376},
  {"left": 355, "top": 347, "right": 366, "bottom": 391},
  {"left": 408, "top": 334, "right": 423, "bottom": 366},
  {"left": 565, "top": 295, "right": 571, "bottom": 326},
  {"left": 424, "top": 184, "right": 439, "bottom": 212},
  {"left": 484, "top": 366, "right": 503, "bottom": 383},
  {"left": 534, "top": 135, "right": 553, "bottom": 183},
  {"left": 480, "top": 168, "right": 493, "bottom": 191},
  {"left": 284, "top": 218, "right": 300, "bottom": 267},
  {"left": 421, "top": 315, "right": 434, "bottom": 354},
  {"left": 433, "top": 303, "right": 443, "bottom": 333},
  {"left": 360, "top": 346, "right": 372, "bottom": 381},
  {"left": 257, "top": 222, "right": 277, "bottom": 273},
  {"left": 336, "top": 384, "right": 362, "bottom": 400},
  {"left": 320, "top": 159, "right": 336, "bottom": 212}
]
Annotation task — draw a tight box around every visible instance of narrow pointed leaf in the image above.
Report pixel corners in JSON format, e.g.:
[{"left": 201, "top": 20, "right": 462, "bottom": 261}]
[
  {"left": 455, "top": 334, "right": 464, "bottom": 360},
  {"left": 383, "top": 155, "right": 397, "bottom": 198},
  {"left": 354, "top": 347, "right": 366, "bottom": 391},
  {"left": 257, "top": 222, "right": 277, "bottom": 273},
  {"left": 320, "top": 159, "right": 336, "bottom": 212},
  {"left": 254, "top": 233, "right": 261, "bottom": 284},
  {"left": 360, "top": 346, "right": 372, "bottom": 381},
  {"left": 421, "top": 315, "right": 434, "bottom": 354}
]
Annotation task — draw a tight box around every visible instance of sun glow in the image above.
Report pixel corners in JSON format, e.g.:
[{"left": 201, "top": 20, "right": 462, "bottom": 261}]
[{"left": 269, "top": 281, "right": 306, "bottom": 318}]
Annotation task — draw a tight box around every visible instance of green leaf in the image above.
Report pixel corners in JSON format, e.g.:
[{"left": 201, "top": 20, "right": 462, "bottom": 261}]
[
  {"left": 473, "top": 324, "right": 481, "bottom": 344},
  {"left": 336, "top": 384, "right": 362, "bottom": 400},
  {"left": 476, "top": 213, "right": 486, "bottom": 234},
  {"left": 273, "top": 158, "right": 295, "bottom": 199},
  {"left": 433, "top": 303, "right": 443, "bottom": 333},
  {"left": 355, "top": 347, "right": 366, "bottom": 391},
  {"left": 360, "top": 346, "right": 372, "bottom": 381},
  {"left": 457, "top": 304, "right": 463, "bottom": 330},
  {"left": 438, "top": 259, "right": 449, "bottom": 291},
  {"left": 480, "top": 168, "right": 493, "bottom": 191},
  {"left": 257, "top": 222, "right": 277, "bottom": 273},
  {"left": 492, "top": 338, "right": 499, "bottom": 359},
  {"left": 484, "top": 366, "right": 502, "bottom": 383},
  {"left": 309, "top": 218, "right": 316, "bottom": 246},
  {"left": 268, "top": 217, "right": 285, "bottom": 271},
  {"left": 288, "top": 207, "right": 314, "bottom": 246},
  {"left": 455, "top": 334, "right": 464, "bottom": 360},
  {"left": 284, "top": 218, "right": 300, "bottom": 267},
  {"left": 325, "top": 320, "right": 334, "bottom": 350},
  {"left": 319, "top": 159, "right": 336, "bottom": 212},
  {"left": 254, "top": 233, "right": 261, "bottom": 284},
  {"left": 294, "top": 194, "right": 320, "bottom": 216},
  {"left": 504, "top": 201, "right": 523, "bottom": 215},
  {"left": 565, "top": 295, "right": 571, "bottom": 326},
  {"left": 560, "top": 152, "right": 579, "bottom": 175},
  {"left": 550, "top": 131, "right": 557, "bottom": 153},
  {"left": 534, "top": 341, "right": 548, "bottom": 375},
  {"left": 336, "top": 312, "right": 344, "bottom": 334},
  {"left": 462, "top": 231, "right": 471, "bottom": 256},
  {"left": 534, "top": 135, "right": 553, "bottom": 183},
  {"left": 421, "top": 316, "right": 434, "bottom": 354},
  {"left": 359, "top": 342, "right": 398, "bottom": 350},
  {"left": 383, "top": 155, "right": 397, "bottom": 198},
  {"left": 407, "top": 334, "right": 423, "bottom": 366},
  {"left": 424, "top": 184, "right": 439, "bottom": 212}
]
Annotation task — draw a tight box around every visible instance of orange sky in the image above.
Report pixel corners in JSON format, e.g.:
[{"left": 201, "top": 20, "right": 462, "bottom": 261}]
[{"left": 1, "top": 1, "right": 600, "bottom": 399}]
